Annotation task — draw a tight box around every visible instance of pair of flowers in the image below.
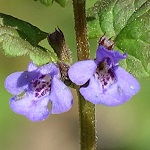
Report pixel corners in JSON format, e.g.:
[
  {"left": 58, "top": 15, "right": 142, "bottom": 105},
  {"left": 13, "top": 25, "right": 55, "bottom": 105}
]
[{"left": 5, "top": 40, "right": 140, "bottom": 122}]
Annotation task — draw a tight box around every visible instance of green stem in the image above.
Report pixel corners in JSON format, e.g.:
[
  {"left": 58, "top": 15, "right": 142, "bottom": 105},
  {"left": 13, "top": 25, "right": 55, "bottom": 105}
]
[
  {"left": 72, "top": 0, "right": 89, "bottom": 61},
  {"left": 72, "top": 0, "right": 96, "bottom": 150}
]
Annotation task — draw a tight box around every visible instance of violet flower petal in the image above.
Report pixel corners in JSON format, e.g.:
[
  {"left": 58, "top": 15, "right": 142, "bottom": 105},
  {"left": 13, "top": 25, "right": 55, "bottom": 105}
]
[
  {"left": 5, "top": 71, "right": 39, "bottom": 95},
  {"left": 5, "top": 72, "right": 28, "bottom": 95},
  {"left": 96, "top": 46, "right": 127, "bottom": 65},
  {"left": 68, "top": 60, "right": 97, "bottom": 85},
  {"left": 40, "top": 63, "right": 59, "bottom": 77},
  {"left": 115, "top": 66, "right": 140, "bottom": 99},
  {"left": 50, "top": 77, "right": 73, "bottom": 114},
  {"left": 80, "top": 67, "right": 140, "bottom": 106},
  {"left": 80, "top": 76, "right": 130, "bottom": 106},
  {"left": 27, "top": 62, "right": 38, "bottom": 72},
  {"left": 101, "top": 67, "right": 140, "bottom": 106},
  {"left": 10, "top": 95, "right": 50, "bottom": 122},
  {"left": 80, "top": 76, "right": 104, "bottom": 104}
]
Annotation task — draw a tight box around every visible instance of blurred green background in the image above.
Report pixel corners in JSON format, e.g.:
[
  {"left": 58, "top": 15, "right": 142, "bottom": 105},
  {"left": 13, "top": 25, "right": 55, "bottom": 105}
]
[{"left": 0, "top": 0, "right": 150, "bottom": 150}]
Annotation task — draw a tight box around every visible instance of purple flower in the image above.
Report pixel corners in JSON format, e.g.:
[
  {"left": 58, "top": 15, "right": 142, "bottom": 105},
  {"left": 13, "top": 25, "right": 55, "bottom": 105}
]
[
  {"left": 5, "top": 62, "right": 73, "bottom": 122},
  {"left": 68, "top": 46, "right": 140, "bottom": 106}
]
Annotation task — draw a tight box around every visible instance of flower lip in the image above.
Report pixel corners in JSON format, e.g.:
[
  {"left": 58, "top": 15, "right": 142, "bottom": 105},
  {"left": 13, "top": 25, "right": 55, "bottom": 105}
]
[
  {"left": 96, "top": 46, "right": 127, "bottom": 65},
  {"left": 10, "top": 95, "right": 50, "bottom": 122}
]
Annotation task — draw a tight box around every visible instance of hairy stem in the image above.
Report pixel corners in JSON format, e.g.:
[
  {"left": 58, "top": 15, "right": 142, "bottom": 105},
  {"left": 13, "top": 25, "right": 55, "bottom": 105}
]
[
  {"left": 72, "top": 0, "right": 96, "bottom": 150},
  {"left": 73, "top": 0, "right": 89, "bottom": 61}
]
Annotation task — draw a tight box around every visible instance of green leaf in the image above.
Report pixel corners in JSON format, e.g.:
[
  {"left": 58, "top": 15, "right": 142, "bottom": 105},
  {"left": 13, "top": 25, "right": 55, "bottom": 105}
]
[
  {"left": 55, "top": 0, "right": 69, "bottom": 7},
  {"left": 0, "top": 13, "right": 58, "bottom": 65},
  {"left": 0, "top": 13, "right": 47, "bottom": 46},
  {"left": 0, "top": 26, "right": 58, "bottom": 64},
  {"left": 87, "top": 0, "right": 150, "bottom": 78},
  {"left": 0, "top": 26, "right": 29, "bottom": 56},
  {"left": 29, "top": 46, "right": 58, "bottom": 65},
  {"left": 34, "top": 0, "right": 69, "bottom": 7},
  {"left": 34, "top": 0, "right": 53, "bottom": 6}
]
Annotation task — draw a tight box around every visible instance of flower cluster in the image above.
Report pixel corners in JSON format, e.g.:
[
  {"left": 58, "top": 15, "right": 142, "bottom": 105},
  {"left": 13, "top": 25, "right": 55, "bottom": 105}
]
[
  {"left": 5, "top": 62, "right": 73, "bottom": 122},
  {"left": 4, "top": 35, "right": 140, "bottom": 121},
  {"left": 68, "top": 37, "right": 140, "bottom": 106}
]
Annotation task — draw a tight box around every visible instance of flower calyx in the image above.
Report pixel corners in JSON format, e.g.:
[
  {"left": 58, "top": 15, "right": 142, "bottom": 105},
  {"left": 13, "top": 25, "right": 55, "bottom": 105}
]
[
  {"left": 99, "top": 35, "right": 114, "bottom": 50},
  {"left": 47, "top": 28, "right": 72, "bottom": 64}
]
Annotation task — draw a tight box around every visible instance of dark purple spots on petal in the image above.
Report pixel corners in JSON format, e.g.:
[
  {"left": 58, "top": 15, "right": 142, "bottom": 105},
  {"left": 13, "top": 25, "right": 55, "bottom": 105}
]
[
  {"left": 33, "top": 80, "right": 38, "bottom": 87},
  {"left": 41, "top": 91, "right": 45, "bottom": 96},
  {"left": 104, "top": 82, "right": 107, "bottom": 85},
  {"left": 108, "top": 69, "right": 115, "bottom": 78},
  {"left": 42, "top": 84, "right": 46, "bottom": 88},
  {"left": 39, "top": 75, "right": 46, "bottom": 79},
  {"left": 95, "top": 59, "right": 116, "bottom": 90},
  {"left": 31, "top": 74, "right": 52, "bottom": 99},
  {"left": 106, "top": 77, "right": 110, "bottom": 80},
  {"left": 36, "top": 88, "right": 41, "bottom": 92},
  {"left": 35, "top": 92, "right": 39, "bottom": 97}
]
